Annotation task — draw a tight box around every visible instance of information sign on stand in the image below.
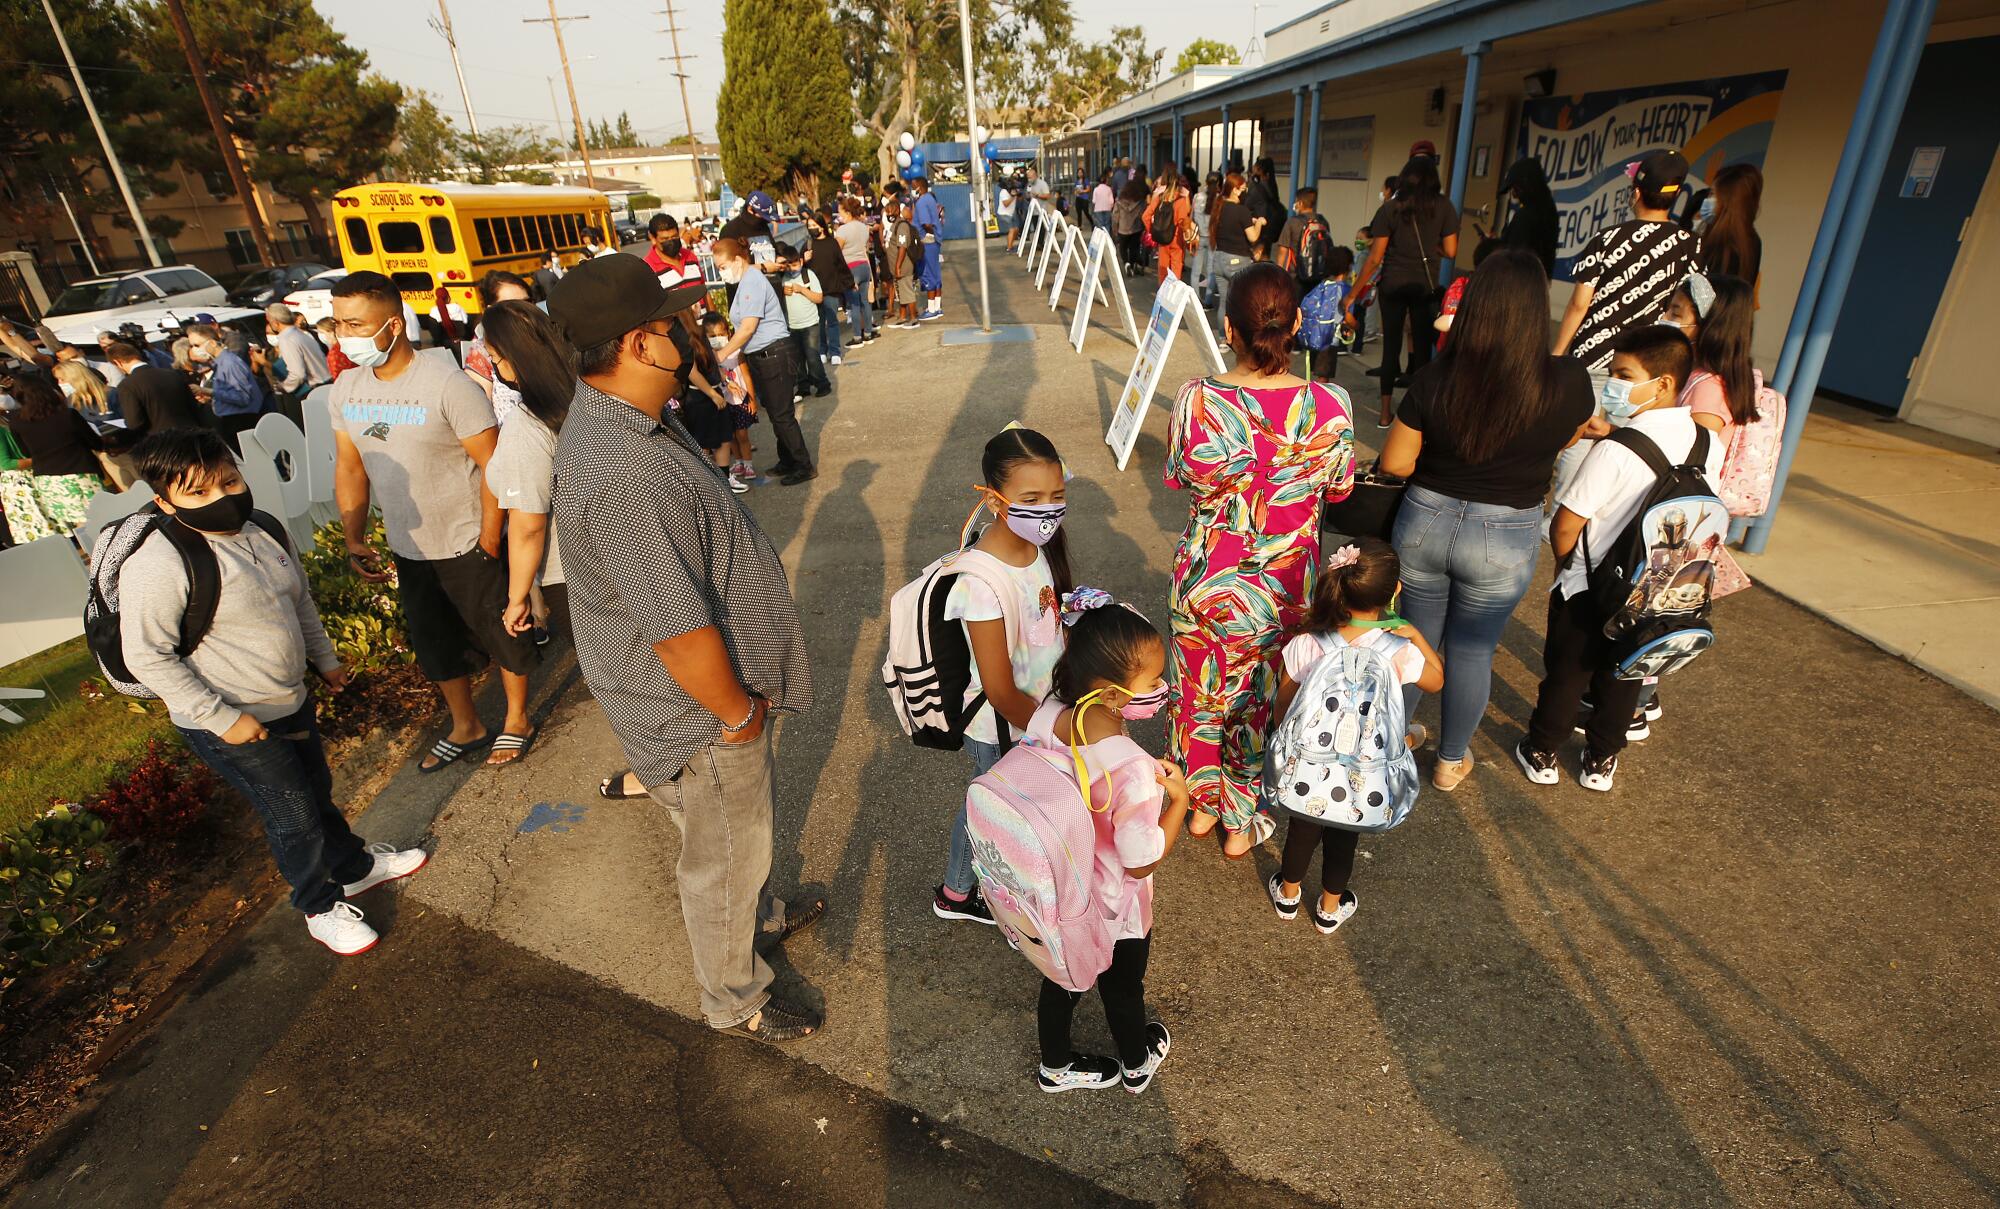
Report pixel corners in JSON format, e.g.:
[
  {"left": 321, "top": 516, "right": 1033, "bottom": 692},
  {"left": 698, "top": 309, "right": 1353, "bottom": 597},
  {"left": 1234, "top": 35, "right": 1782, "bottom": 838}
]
[
  {"left": 1035, "top": 212, "right": 1066, "bottom": 290},
  {"left": 1069, "top": 226, "right": 1140, "bottom": 354},
  {"left": 1104, "top": 273, "right": 1229, "bottom": 470},
  {"left": 1047, "top": 223, "right": 1085, "bottom": 309}
]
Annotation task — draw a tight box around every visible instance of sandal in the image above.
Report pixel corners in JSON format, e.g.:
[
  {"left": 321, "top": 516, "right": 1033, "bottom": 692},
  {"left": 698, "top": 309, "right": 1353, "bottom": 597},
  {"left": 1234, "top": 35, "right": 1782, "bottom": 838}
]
[
  {"left": 716, "top": 996, "right": 822, "bottom": 1045},
  {"left": 418, "top": 731, "right": 492, "bottom": 773},
  {"left": 485, "top": 729, "right": 538, "bottom": 766},
  {"left": 1222, "top": 813, "right": 1277, "bottom": 860},
  {"left": 597, "top": 769, "right": 649, "bottom": 800}
]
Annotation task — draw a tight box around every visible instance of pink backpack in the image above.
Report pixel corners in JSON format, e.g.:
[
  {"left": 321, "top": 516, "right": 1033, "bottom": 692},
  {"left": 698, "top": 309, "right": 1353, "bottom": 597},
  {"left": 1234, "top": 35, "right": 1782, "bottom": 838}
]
[
  {"left": 965, "top": 743, "right": 1146, "bottom": 993},
  {"left": 1699, "top": 369, "right": 1787, "bottom": 518}
]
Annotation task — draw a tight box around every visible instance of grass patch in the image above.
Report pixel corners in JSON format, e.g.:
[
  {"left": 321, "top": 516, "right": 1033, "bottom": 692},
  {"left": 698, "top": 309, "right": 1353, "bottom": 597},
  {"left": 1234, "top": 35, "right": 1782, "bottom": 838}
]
[{"left": 0, "top": 638, "right": 173, "bottom": 834}]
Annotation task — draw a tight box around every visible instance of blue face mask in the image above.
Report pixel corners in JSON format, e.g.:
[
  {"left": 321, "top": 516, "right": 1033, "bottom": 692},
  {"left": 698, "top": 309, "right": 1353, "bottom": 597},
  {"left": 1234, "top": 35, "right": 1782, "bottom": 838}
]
[{"left": 1599, "top": 375, "right": 1662, "bottom": 425}]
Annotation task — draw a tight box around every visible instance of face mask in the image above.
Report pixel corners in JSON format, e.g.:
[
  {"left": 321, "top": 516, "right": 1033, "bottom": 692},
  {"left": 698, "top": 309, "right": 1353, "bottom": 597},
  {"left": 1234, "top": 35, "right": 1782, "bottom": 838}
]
[
  {"left": 707, "top": 335, "right": 727, "bottom": 350},
  {"left": 660, "top": 239, "right": 683, "bottom": 258},
  {"left": 190, "top": 346, "right": 214, "bottom": 363},
  {"left": 338, "top": 318, "right": 394, "bottom": 370},
  {"left": 1115, "top": 681, "right": 1170, "bottom": 720},
  {"left": 172, "top": 486, "right": 254, "bottom": 534},
  {"left": 1697, "top": 195, "right": 1717, "bottom": 226},
  {"left": 1599, "top": 375, "right": 1662, "bottom": 424},
  {"left": 721, "top": 262, "right": 746, "bottom": 285},
  {"left": 987, "top": 492, "right": 1065, "bottom": 547}
]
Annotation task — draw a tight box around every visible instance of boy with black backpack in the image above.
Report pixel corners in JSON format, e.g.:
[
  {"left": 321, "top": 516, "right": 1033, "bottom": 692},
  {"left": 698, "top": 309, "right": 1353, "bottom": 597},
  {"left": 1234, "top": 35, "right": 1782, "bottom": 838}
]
[
  {"left": 104, "top": 429, "right": 426, "bottom": 954},
  {"left": 1274, "top": 188, "right": 1336, "bottom": 289},
  {"left": 1518, "top": 326, "right": 1723, "bottom": 792}
]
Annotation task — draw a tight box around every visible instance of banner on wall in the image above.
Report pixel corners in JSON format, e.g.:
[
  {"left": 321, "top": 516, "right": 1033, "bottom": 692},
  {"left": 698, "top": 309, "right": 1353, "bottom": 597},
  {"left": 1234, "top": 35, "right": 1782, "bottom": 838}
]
[
  {"left": 929, "top": 159, "right": 972, "bottom": 185},
  {"left": 1318, "top": 115, "right": 1375, "bottom": 181},
  {"left": 1520, "top": 70, "right": 1788, "bottom": 278}
]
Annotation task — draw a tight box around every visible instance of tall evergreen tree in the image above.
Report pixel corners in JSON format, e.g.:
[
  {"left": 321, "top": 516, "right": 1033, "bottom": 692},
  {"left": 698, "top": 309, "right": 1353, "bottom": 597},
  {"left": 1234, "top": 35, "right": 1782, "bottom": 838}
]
[{"left": 718, "top": 0, "right": 853, "bottom": 203}]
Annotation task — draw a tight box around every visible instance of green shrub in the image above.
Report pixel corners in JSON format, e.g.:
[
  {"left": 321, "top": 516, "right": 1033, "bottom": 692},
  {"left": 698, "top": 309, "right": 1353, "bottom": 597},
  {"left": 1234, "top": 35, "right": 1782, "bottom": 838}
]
[
  {"left": 0, "top": 805, "right": 119, "bottom": 995},
  {"left": 302, "top": 518, "right": 414, "bottom": 675}
]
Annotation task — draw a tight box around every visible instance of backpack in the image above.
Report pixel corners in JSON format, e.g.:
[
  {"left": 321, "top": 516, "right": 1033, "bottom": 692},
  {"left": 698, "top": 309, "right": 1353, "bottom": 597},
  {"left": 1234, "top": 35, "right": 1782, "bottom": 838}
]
[
  {"left": 1262, "top": 633, "right": 1421, "bottom": 832},
  {"left": 1298, "top": 281, "right": 1347, "bottom": 351},
  {"left": 881, "top": 544, "right": 1025, "bottom": 752},
  {"left": 1295, "top": 216, "right": 1335, "bottom": 287},
  {"left": 1711, "top": 369, "right": 1787, "bottom": 518},
  {"left": 1579, "top": 426, "right": 1730, "bottom": 681},
  {"left": 1147, "top": 195, "right": 1179, "bottom": 246},
  {"left": 966, "top": 741, "right": 1147, "bottom": 993},
  {"left": 85, "top": 504, "right": 295, "bottom": 699}
]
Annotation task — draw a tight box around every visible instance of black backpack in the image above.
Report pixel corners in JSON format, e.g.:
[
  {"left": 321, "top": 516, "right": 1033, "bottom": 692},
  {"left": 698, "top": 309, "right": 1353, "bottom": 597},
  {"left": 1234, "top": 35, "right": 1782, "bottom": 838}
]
[
  {"left": 85, "top": 504, "right": 295, "bottom": 699},
  {"left": 1148, "top": 195, "right": 1179, "bottom": 246},
  {"left": 1578, "top": 427, "right": 1730, "bottom": 681},
  {"left": 1296, "top": 216, "right": 1335, "bottom": 287}
]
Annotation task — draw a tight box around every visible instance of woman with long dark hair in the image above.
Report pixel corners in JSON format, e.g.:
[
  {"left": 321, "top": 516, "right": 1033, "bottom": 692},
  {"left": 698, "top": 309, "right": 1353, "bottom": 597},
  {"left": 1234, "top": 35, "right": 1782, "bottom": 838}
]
[
  {"left": 463, "top": 270, "right": 534, "bottom": 426},
  {"left": 1698, "top": 164, "right": 1763, "bottom": 286},
  {"left": 1206, "top": 171, "right": 1265, "bottom": 330},
  {"left": 1495, "top": 157, "right": 1558, "bottom": 275},
  {"left": 1, "top": 367, "right": 105, "bottom": 538},
  {"left": 1165, "top": 263, "right": 1354, "bottom": 858},
  {"left": 479, "top": 301, "right": 576, "bottom": 700},
  {"left": 1348, "top": 157, "right": 1459, "bottom": 428},
  {"left": 1374, "top": 249, "right": 1596, "bottom": 790}
]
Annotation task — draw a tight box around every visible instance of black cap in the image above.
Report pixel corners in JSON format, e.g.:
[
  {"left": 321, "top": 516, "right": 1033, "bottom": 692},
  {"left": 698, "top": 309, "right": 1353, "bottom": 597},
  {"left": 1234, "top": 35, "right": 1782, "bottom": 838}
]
[
  {"left": 1635, "top": 150, "right": 1689, "bottom": 197},
  {"left": 546, "top": 254, "right": 705, "bottom": 351}
]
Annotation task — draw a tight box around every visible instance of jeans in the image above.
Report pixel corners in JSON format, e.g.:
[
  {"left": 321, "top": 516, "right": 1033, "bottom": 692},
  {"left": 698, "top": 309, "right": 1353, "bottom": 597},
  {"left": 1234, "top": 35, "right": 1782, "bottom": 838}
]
[
  {"left": 816, "top": 297, "right": 843, "bottom": 363},
  {"left": 1377, "top": 280, "right": 1438, "bottom": 396},
  {"left": 788, "top": 323, "right": 829, "bottom": 392},
  {"left": 1527, "top": 589, "right": 1645, "bottom": 760},
  {"left": 743, "top": 342, "right": 809, "bottom": 472},
  {"left": 1392, "top": 484, "right": 1545, "bottom": 762},
  {"left": 1210, "top": 252, "right": 1252, "bottom": 330},
  {"left": 1039, "top": 933, "right": 1151, "bottom": 1069},
  {"left": 646, "top": 727, "right": 788, "bottom": 1028},
  {"left": 179, "top": 703, "right": 370, "bottom": 916},
  {"left": 943, "top": 736, "right": 1004, "bottom": 895},
  {"left": 844, "top": 263, "right": 876, "bottom": 341}
]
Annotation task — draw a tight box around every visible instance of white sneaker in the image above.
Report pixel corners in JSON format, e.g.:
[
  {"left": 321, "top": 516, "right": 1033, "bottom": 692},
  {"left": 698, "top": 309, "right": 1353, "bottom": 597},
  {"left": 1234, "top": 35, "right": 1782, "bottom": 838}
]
[
  {"left": 728, "top": 472, "right": 751, "bottom": 494},
  {"left": 342, "top": 842, "right": 428, "bottom": 897},
  {"left": 305, "top": 901, "right": 378, "bottom": 955},
  {"left": 1121, "top": 1022, "right": 1172, "bottom": 1094},
  {"left": 828, "top": 355, "right": 842, "bottom": 366}
]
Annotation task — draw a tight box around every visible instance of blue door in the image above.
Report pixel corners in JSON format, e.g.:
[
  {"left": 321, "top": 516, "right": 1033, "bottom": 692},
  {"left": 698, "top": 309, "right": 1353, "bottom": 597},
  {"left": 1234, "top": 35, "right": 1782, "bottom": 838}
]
[{"left": 1824, "top": 35, "right": 2000, "bottom": 410}]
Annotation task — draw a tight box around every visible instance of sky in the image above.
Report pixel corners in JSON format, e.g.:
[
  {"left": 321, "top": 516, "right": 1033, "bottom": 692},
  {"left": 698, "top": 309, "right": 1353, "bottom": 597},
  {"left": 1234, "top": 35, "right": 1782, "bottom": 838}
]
[{"left": 312, "top": 0, "right": 1322, "bottom": 147}]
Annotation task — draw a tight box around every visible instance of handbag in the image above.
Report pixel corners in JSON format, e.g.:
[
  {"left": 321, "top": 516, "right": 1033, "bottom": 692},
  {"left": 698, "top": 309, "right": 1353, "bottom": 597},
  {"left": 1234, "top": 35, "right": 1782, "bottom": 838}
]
[{"left": 1322, "top": 461, "right": 1408, "bottom": 542}]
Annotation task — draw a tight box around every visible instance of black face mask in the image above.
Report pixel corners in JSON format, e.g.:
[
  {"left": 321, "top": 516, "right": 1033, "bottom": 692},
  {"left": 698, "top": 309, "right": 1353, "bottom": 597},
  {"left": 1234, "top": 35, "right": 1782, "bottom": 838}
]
[
  {"left": 173, "top": 487, "right": 254, "bottom": 534},
  {"left": 660, "top": 238, "right": 683, "bottom": 258}
]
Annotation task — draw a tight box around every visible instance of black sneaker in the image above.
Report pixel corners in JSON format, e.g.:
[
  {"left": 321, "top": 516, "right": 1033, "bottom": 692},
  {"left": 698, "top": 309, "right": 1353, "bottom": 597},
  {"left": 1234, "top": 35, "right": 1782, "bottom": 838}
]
[
  {"left": 1515, "top": 739, "right": 1560, "bottom": 785},
  {"left": 1121, "top": 1022, "right": 1172, "bottom": 1094},
  {"left": 932, "top": 884, "right": 996, "bottom": 925},
  {"left": 1037, "top": 1052, "right": 1121, "bottom": 1093},
  {"left": 780, "top": 467, "right": 819, "bottom": 486},
  {"left": 1583, "top": 693, "right": 1664, "bottom": 724},
  {"left": 1578, "top": 751, "right": 1617, "bottom": 792},
  {"left": 765, "top": 462, "right": 797, "bottom": 478}
]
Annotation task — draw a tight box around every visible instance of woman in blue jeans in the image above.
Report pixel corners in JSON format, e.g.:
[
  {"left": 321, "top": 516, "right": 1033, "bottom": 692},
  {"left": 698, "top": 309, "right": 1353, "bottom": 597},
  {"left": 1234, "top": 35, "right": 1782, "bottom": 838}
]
[
  {"left": 1376, "top": 250, "right": 1597, "bottom": 789},
  {"left": 804, "top": 210, "right": 854, "bottom": 366},
  {"left": 833, "top": 198, "right": 879, "bottom": 345}
]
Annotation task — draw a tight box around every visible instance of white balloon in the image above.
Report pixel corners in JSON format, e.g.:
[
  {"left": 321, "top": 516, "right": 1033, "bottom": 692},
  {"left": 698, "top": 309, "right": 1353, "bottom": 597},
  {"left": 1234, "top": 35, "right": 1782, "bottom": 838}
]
[
  {"left": 898, "top": 131, "right": 916, "bottom": 152},
  {"left": 896, "top": 149, "right": 912, "bottom": 168},
  {"left": 975, "top": 124, "right": 989, "bottom": 144}
]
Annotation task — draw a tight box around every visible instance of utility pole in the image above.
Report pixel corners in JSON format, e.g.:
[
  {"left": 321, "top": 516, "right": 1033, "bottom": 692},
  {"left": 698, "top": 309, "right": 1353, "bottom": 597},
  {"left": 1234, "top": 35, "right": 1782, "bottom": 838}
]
[
  {"left": 956, "top": 0, "right": 990, "bottom": 332},
  {"left": 523, "top": 6, "right": 594, "bottom": 188},
  {"left": 39, "top": 0, "right": 161, "bottom": 267},
  {"left": 546, "top": 78, "right": 572, "bottom": 182},
  {"left": 656, "top": 1, "right": 708, "bottom": 218},
  {"left": 431, "top": 0, "right": 481, "bottom": 138},
  {"left": 161, "top": 0, "right": 277, "bottom": 267}
]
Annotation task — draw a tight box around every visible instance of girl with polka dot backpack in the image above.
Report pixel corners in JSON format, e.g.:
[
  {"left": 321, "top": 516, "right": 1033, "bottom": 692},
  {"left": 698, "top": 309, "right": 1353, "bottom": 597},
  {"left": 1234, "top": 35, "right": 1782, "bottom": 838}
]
[{"left": 1261, "top": 538, "right": 1442, "bottom": 934}]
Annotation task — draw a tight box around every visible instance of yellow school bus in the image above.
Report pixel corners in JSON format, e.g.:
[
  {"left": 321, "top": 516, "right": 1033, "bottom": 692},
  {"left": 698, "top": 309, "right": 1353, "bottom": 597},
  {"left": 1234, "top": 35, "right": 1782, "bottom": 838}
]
[{"left": 330, "top": 182, "right": 614, "bottom": 315}]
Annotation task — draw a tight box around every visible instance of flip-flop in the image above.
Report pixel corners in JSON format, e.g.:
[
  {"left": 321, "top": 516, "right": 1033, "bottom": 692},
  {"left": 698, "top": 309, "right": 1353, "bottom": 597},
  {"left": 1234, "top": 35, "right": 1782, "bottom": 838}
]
[
  {"left": 418, "top": 732, "right": 492, "bottom": 773},
  {"left": 597, "top": 769, "right": 649, "bottom": 800},
  {"left": 486, "top": 729, "right": 538, "bottom": 767},
  {"left": 1222, "top": 813, "right": 1277, "bottom": 860}
]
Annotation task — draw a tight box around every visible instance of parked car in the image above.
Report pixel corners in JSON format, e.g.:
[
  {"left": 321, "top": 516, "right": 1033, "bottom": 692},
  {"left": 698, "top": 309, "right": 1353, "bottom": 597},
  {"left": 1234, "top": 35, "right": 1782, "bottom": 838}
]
[
  {"left": 42, "top": 265, "right": 226, "bottom": 332},
  {"left": 226, "top": 261, "right": 332, "bottom": 308},
  {"left": 49, "top": 304, "right": 266, "bottom": 353},
  {"left": 280, "top": 268, "right": 350, "bottom": 327},
  {"left": 614, "top": 216, "right": 645, "bottom": 246}
]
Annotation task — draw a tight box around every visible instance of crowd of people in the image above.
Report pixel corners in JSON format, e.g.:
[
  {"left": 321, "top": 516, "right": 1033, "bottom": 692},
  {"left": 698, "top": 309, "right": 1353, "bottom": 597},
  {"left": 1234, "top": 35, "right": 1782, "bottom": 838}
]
[{"left": 15, "top": 139, "right": 1769, "bottom": 1094}]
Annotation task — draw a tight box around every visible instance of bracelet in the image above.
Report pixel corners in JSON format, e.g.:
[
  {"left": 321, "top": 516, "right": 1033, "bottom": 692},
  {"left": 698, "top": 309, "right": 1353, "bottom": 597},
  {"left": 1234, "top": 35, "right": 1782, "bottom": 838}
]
[{"left": 721, "top": 696, "right": 762, "bottom": 733}]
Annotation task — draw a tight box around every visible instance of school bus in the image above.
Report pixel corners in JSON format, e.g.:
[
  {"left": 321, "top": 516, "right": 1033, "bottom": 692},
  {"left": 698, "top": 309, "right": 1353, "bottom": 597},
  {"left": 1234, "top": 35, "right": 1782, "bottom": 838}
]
[{"left": 329, "top": 182, "right": 615, "bottom": 315}]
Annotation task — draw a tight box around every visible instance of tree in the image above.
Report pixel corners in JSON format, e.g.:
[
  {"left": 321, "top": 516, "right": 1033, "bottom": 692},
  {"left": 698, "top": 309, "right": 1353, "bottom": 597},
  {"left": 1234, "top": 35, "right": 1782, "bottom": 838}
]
[
  {"left": 386, "top": 92, "right": 461, "bottom": 183},
  {"left": 1173, "top": 37, "right": 1239, "bottom": 75},
  {"left": 461, "top": 126, "right": 560, "bottom": 185},
  {"left": 718, "top": 0, "right": 853, "bottom": 204},
  {"left": 614, "top": 111, "right": 639, "bottom": 147},
  {"left": 0, "top": 3, "right": 189, "bottom": 268},
  {"left": 1033, "top": 26, "right": 1163, "bottom": 134}
]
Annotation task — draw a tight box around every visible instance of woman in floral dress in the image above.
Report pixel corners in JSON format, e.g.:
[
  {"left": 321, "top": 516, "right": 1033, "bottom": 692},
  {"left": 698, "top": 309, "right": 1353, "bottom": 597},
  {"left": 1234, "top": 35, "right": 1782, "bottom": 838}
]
[{"left": 1165, "top": 263, "right": 1355, "bottom": 858}]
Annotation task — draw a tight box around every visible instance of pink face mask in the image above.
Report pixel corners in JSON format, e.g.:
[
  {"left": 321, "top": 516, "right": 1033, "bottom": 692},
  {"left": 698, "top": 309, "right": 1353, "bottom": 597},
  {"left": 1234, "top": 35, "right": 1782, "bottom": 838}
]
[{"left": 1117, "top": 682, "right": 1171, "bottom": 720}]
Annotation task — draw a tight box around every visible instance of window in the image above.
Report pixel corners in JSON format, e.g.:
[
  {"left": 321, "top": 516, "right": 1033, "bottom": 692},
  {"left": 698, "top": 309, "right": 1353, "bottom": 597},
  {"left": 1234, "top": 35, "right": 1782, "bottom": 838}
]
[
  {"left": 378, "top": 221, "right": 424, "bottom": 254},
  {"left": 561, "top": 213, "right": 578, "bottom": 245},
  {"left": 116, "top": 278, "right": 158, "bottom": 306},
  {"left": 344, "top": 217, "right": 373, "bottom": 255},
  {"left": 65, "top": 243, "right": 90, "bottom": 274},
  {"left": 202, "top": 169, "right": 230, "bottom": 196},
  {"left": 493, "top": 217, "right": 514, "bottom": 255},
  {"left": 506, "top": 216, "right": 526, "bottom": 252},
  {"left": 223, "top": 228, "right": 259, "bottom": 267},
  {"left": 139, "top": 234, "right": 176, "bottom": 262},
  {"left": 522, "top": 216, "right": 542, "bottom": 251},
  {"left": 282, "top": 221, "right": 313, "bottom": 258},
  {"left": 474, "top": 218, "right": 495, "bottom": 257},
  {"left": 153, "top": 269, "right": 215, "bottom": 295},
  {"left": 535, "top": 214, "right": 554, "bottom": 250},
  {"left": 428, "top": 216, "right": 456, "bottom": 254},
  {"left": 389, "top": 270, "right": 434, "bottom": 293}
]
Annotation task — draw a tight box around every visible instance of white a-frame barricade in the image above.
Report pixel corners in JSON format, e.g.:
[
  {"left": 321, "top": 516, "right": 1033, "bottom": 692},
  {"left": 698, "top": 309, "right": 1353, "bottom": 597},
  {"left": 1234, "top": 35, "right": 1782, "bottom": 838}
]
[
  {"left": 1104, "top": 272, "right": 1228, "bottom": 470},
  {"left": 1016, "top": 203, "right": 1045, "bottom": 260},
  {"left": 1034, "top": 211, "right": 1067, "bottom": 290},
  {"left": 1047, "top": 223, "right": 1102, "bottom": 312},
  {"left": 1069, "top": 226, "right": 1139, "bottom": 353}
]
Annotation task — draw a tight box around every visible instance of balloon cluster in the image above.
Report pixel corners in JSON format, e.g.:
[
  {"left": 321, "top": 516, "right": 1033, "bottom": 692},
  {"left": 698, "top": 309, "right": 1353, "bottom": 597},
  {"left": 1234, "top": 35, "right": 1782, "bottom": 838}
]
[{"left": 895, "top": 131, "right": 927, "bottom": 181}]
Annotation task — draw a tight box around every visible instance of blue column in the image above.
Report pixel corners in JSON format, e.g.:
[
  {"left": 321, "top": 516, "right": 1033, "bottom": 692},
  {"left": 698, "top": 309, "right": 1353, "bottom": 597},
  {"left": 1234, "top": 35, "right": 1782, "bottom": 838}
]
[
  {"left": 1173, "top": 110, "right": 1184, "bottom": 168},
  {"left": 1305, "top": 82, "right": 1324, "bottom": 196},
  {"left": 1289, "top": 88, "right": 1306, "bottom": 200},
  {"left": 1437, "top": 41, "right": 1488, "bottom": 283},
  {"left": 1745, "top": 0, "right": 1935, "bottom": 554},
  {"left": 1221, "top": 104, "right": 1233, "bottom": 171}
]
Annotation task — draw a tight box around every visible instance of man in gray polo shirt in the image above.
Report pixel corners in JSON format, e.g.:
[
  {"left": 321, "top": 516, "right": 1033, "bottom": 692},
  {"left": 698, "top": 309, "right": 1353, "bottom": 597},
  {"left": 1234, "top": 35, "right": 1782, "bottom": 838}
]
[{"left": 547, "top": 255, "right": 826, "bottom": 1045}]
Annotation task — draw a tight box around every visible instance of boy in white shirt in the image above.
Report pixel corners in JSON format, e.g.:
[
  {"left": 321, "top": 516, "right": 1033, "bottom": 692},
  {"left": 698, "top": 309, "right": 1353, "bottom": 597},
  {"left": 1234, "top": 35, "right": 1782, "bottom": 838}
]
[{"left": 1519, "top": 326, "right": 1717, "bottom": 792}]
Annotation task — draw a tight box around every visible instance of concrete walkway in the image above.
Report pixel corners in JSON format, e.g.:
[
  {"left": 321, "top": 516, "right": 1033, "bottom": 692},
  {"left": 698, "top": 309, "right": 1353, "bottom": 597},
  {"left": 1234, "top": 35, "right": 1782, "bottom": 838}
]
[{"left": 10, "top": 248, "right": 1998, "bottom": 1208}]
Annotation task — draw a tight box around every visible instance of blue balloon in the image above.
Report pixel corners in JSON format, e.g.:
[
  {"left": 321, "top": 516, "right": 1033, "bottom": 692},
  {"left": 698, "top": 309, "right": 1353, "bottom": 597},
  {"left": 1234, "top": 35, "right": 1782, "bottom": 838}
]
[{"left": 907, "top": 147, "right": 927, "bottom": 177}]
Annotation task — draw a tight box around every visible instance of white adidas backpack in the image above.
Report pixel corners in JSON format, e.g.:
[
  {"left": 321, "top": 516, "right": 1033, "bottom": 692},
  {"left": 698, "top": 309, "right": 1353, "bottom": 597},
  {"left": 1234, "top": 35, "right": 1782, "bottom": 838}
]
[
  {"left": 1262, "top": 633, "right": 1421, "bottom": 832},
  {"left": 881, "top": 546, "right": 1024, "bottom": 752}
]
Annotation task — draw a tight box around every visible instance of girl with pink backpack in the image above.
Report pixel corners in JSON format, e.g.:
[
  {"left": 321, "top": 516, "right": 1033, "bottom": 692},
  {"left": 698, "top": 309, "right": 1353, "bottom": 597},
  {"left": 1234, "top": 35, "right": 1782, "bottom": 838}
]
[{"left": 970, "top": 595, "right": 1190, "bottom": 1093}]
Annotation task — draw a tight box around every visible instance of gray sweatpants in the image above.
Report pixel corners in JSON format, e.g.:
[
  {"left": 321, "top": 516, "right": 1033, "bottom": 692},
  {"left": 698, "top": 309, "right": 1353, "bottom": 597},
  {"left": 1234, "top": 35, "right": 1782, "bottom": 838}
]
[{"left": 648, "top": 727, "right": 788, "bottom": 1028}]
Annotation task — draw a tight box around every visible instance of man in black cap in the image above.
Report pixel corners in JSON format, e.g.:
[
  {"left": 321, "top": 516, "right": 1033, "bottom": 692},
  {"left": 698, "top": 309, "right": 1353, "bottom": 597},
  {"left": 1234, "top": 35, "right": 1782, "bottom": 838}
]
[
  {"left": 546, "top": 255, "right": 826, "bottom": 1046},
  {"left": 1555, "top": 150, "right": 1702, "bottom": 386}
]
